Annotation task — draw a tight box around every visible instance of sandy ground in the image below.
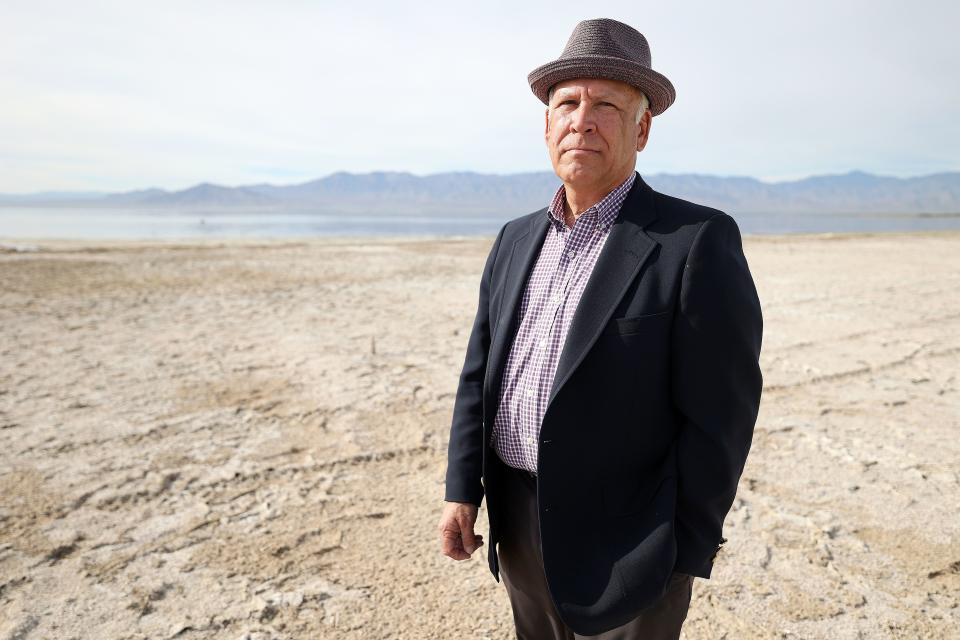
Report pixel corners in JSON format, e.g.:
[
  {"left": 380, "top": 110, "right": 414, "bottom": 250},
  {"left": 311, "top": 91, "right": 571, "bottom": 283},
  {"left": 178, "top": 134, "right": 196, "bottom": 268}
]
[{"left": 0, "top": 230, "right": 958, "bottom": 639}]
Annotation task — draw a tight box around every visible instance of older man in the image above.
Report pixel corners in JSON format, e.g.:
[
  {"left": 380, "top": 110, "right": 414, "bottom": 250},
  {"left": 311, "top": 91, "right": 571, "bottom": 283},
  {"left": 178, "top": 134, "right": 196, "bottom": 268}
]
[{"left": 438, "top": 18, "right": 763, "bottom": 639}]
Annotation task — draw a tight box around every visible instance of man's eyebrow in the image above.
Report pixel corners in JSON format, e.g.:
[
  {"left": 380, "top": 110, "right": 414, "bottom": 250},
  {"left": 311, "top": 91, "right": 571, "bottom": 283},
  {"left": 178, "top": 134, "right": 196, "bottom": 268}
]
[
  {"left": 591, "top": 92, "right": 626, "bottom": 103},
  {"left": 555, "top": 91, "right": 624, "bottom": 103},
  {"left": 551, "top": 89, "right": 627, "bottom": 104}
]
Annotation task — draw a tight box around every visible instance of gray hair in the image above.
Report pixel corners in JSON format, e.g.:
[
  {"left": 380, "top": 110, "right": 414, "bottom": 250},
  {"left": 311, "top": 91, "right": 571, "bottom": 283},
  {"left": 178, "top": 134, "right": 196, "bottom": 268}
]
[{"left": 547, "top": 85, "right": 649, "bottom": 124}]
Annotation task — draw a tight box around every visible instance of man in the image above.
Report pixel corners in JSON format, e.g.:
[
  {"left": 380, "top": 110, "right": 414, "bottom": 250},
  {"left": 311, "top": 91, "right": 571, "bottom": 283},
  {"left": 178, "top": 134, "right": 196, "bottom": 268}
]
[{"left": 437, "top": 18, "right": 763, "bottom": 639}]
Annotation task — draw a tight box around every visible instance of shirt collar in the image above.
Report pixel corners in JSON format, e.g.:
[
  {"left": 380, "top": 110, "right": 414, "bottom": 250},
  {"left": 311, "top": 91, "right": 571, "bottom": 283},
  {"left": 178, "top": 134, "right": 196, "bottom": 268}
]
[{"left": 546, "top": 171, "right": 637, "bottom": 232}]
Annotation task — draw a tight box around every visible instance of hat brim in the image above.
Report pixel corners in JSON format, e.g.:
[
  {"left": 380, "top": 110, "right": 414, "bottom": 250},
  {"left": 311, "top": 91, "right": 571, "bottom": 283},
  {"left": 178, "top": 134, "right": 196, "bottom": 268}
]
[{"left": 527, "top": 55, "right": 676, "bottom": 116}]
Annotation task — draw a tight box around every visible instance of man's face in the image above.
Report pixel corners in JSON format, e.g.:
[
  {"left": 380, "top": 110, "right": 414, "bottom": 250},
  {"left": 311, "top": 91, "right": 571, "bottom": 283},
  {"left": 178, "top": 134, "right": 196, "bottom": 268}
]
[{"left": 544, "top": 78, "right": 651, "bottom": 191}]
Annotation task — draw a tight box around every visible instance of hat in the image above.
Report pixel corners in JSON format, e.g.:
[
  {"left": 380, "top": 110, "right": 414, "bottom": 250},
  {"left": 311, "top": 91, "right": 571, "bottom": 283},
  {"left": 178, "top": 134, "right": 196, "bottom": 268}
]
[{"left": 527, "top": 18, "right": 676, "bottom": 117}]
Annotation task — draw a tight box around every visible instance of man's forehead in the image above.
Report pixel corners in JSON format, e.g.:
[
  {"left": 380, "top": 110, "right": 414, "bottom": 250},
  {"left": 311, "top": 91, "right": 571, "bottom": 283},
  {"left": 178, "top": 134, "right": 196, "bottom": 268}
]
[{"left": 550, "top": 78, "right": 639, "bottom": 100}]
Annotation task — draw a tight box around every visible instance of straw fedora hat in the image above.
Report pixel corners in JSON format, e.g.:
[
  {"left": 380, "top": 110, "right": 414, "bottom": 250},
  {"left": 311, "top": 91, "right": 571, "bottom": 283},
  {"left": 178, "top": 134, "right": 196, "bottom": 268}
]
[{"left": 528, "top": 18, "right": 676, "bottom": 117}]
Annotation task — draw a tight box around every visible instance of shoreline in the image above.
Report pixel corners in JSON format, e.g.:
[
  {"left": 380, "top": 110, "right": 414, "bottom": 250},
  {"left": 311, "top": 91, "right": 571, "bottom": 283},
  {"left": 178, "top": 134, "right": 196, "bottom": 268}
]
[{"left": 3, "top": 226, "right": 960, "bottom": 250}]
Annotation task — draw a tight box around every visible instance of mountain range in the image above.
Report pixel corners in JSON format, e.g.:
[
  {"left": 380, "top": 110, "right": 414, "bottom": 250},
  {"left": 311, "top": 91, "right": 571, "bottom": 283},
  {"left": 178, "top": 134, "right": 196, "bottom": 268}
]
[{"left": 2, "top": 170, "right": 959, "bottom": 215}]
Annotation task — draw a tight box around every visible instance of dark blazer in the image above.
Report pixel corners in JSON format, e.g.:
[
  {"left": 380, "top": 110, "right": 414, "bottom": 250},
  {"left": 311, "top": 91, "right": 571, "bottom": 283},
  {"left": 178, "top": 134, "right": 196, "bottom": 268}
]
[{"left": 443, "top": 172, "right": 763, "bottom": 635}]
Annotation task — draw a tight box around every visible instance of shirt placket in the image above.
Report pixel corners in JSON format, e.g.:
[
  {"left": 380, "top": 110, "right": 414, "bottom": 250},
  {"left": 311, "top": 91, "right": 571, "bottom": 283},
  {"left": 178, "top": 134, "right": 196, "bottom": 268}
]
[
  {"left": 519, "top": 228, "right": 557, "bottom": 468},
  {"left": 507, "top": 227, "right": 552, "bottom": 468},
  {"left": 525, "top": 214, "right": 594, "bottom": 468}
]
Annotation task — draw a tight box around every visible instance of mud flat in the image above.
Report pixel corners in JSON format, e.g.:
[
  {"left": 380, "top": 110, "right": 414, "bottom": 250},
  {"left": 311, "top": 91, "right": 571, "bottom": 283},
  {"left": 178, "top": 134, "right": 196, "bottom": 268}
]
[{"left": 1, "top": 231, "right": 958, "bottom": 639}]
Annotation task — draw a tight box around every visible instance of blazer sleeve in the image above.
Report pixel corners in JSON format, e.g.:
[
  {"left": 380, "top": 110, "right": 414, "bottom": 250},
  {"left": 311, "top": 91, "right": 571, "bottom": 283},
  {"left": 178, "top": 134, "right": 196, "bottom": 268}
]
[
  {"left": 671, "top": 212, "right": 763, "bottom": 578},
  {"left": 443, "top": 223, "right": 507, "bottom": 506}
]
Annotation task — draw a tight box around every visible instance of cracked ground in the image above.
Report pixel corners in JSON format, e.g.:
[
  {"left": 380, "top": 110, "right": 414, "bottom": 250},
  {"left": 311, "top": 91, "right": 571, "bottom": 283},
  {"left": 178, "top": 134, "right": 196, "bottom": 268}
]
[{"left": 1, "top": 232, "right": 958, "bottom": 639}]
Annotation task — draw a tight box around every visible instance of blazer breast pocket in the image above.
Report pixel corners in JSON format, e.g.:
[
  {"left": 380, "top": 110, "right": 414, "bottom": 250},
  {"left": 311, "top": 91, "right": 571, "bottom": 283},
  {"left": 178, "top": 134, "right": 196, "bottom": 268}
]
[{"left": 605, "top": 310, "right": 670, "bottom": 336}]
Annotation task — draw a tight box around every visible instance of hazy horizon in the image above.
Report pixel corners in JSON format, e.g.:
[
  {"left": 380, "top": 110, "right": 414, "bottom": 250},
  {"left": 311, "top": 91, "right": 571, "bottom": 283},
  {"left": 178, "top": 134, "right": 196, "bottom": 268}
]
[{"left": 6, "top": 166, "right": 958, "bottom": 199}]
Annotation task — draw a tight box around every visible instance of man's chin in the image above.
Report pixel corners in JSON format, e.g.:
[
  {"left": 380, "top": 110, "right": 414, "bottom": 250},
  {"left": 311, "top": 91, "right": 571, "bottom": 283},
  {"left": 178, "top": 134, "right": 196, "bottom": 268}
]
[{"left": 555, "top": 162, "right": 605, "bottom": 185}]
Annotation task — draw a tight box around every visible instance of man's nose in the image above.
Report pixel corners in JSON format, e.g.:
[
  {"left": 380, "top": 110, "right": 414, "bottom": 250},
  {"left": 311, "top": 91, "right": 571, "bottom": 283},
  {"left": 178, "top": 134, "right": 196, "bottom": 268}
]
[{"left": 569, "top": 103, "right": 596, "bottom": 134}]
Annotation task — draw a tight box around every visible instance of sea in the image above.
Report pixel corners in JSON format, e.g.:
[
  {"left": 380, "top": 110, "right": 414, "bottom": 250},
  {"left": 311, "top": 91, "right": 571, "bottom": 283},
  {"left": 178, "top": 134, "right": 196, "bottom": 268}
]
[{"left": 1, "top": 208, "right": 959, "bottom": 241}]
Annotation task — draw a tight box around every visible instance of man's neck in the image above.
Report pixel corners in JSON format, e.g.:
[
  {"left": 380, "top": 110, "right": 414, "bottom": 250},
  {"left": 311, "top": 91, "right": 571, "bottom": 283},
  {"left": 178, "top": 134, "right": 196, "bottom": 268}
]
[{"left": 562, "top": 168, "right": 635, "bottom": 227}]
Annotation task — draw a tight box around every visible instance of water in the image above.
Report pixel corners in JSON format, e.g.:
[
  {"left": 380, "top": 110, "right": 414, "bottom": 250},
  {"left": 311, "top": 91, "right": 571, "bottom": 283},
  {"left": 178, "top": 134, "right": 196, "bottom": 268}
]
[{"left": 1, "top": 207, "right": 958, "bottom": 240}]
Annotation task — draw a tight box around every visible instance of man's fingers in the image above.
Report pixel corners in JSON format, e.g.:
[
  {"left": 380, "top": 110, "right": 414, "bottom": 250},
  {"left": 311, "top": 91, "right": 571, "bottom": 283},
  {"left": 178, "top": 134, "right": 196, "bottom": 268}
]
[
  {"left": 440, "top": 528, "right": 470, "bottom": 560},
  {"left": 458, "top": 515, "right": 485, "bottom": 554},
  {"left": 467, "top": 534, "right": 485, "bottom": 554},
  {"left": 460, "top": 526, "right": 477, "bottom": 552},
  {"left": 438, "top": 502, "right": 482, "bottom": 560}
]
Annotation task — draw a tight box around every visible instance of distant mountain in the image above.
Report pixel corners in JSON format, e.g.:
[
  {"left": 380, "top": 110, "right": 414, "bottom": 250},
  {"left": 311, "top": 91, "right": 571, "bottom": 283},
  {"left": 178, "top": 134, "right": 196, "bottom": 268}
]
[
  {"left": 2, "top": 170, "right": 958, "bottom": 215},
  {"left": 646, "top": 170, "right": 960, "bottom": 214},
  {"left": 240, "top": 171, "right": 561, "bottom": 213},
  {"left": 103, "top": 188, "right": 170, "bottom": 204},
  {"left": 0, "top": 190, "right": 108, "bottom": 203},
  {"left": 106, "top": 183, "right": 274, "bottom": 207}
]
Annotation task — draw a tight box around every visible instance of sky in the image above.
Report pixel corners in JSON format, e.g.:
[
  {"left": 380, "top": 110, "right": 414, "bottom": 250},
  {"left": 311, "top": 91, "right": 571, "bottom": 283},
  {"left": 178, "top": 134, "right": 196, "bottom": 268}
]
[{"left": 2, "top": 0, "right": 958, "bottom": 193}]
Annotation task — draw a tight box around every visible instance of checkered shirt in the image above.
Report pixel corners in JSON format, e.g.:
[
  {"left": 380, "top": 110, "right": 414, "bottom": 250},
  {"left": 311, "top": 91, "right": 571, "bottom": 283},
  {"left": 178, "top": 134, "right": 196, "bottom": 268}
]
[{"left": 490, "top": 172, "right": 636, "bottom": 473}]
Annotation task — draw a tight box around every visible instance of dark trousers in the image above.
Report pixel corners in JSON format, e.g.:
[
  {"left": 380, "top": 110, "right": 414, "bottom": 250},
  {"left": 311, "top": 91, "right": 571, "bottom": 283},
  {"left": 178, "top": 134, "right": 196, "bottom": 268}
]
[{"left": 495, "top": 461, "right": 693, "bottom": 640}]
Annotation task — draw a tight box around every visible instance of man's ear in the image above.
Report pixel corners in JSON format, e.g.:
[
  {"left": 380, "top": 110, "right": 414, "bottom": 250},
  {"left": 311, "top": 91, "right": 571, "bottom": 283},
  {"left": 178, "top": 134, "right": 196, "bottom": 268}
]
[
  {"left": 544, "top": 108, "right": 550, "bottom": 140},
  {"left": 636, "top": 110, "right": 652, "bottom": 152}
]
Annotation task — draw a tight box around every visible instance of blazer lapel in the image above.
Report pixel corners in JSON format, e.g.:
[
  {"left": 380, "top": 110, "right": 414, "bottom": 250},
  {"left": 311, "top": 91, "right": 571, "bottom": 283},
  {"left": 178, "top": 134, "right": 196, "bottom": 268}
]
[{"left": 547, "top": 174, "right": 660, "bottom": 407}]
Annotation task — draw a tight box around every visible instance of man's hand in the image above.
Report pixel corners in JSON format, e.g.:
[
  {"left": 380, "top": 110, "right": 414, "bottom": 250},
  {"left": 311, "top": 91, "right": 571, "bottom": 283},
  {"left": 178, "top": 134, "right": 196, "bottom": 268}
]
[{"left": 438, "top": 501, "right": 484, "bottom": 560}]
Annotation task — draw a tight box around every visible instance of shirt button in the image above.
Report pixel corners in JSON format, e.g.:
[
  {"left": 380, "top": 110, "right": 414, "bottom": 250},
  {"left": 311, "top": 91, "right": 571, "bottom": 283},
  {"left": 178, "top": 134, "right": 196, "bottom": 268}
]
[
  {"left": 538, "top": 338, "right": 547, "bottom": 349},
  {"left": 567, "top": 250, "right": 575, "bottom": 259},
  {"left": 525, "top": 388, "right": 534, "bottom": 398},
  {"left": 551, "top": 293, "right": 561, "bottom": 303},
  {"left": 526, "top": 436, "right": 534, "bottom": 445}
]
